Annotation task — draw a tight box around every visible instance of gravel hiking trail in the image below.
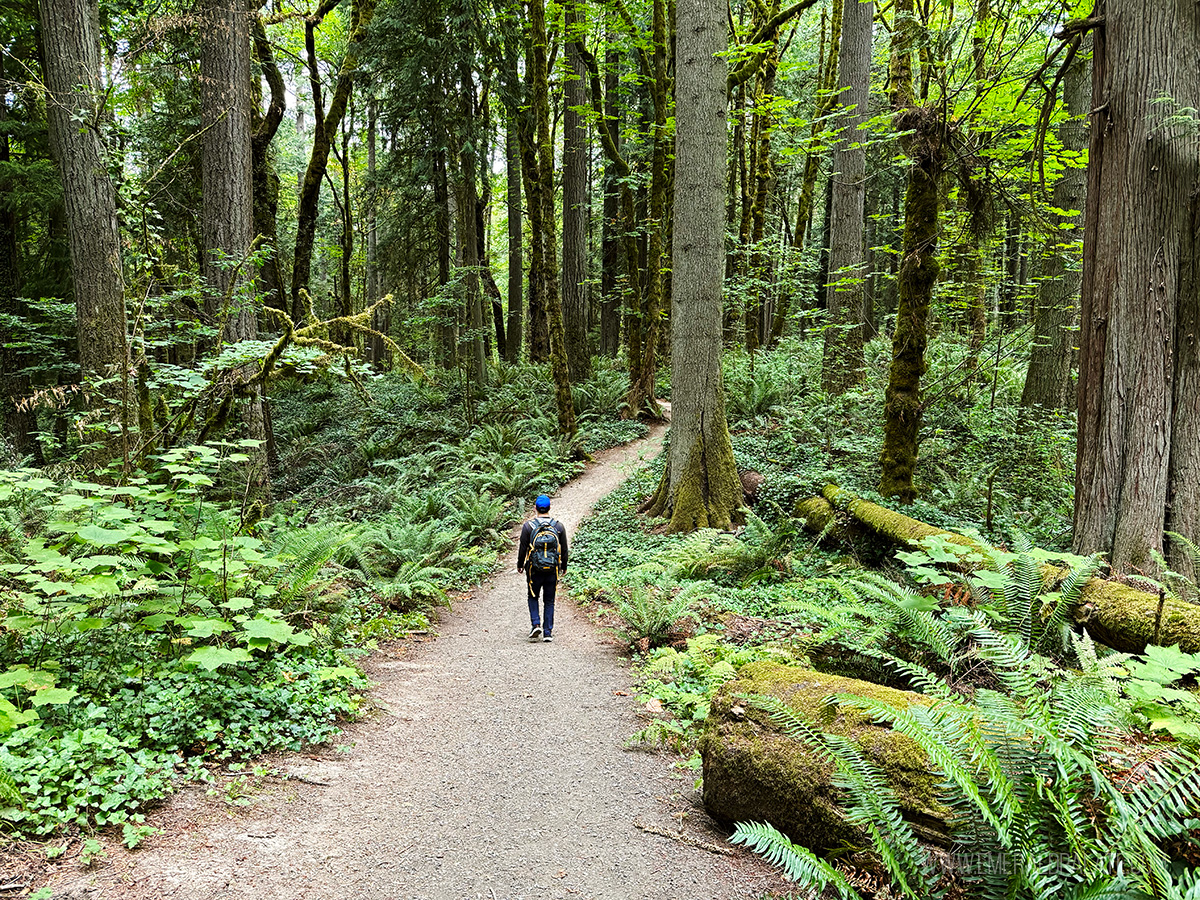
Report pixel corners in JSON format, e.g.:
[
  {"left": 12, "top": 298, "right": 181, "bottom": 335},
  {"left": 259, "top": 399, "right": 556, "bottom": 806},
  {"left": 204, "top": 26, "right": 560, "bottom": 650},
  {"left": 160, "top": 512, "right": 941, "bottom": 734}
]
[{"left": 37, "top": 423, "right": 787, "bottom": 900}]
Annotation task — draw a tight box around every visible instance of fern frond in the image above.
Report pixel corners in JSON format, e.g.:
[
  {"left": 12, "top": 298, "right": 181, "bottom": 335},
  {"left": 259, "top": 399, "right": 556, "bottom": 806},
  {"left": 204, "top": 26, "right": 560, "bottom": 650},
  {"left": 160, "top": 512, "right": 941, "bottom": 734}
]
[
  {"left": 0, "top": 762, "right": 24, "bottom": 810},
  {"left": 730, "top": 821, "right": 866, "bottom": 900},
  {"left": 836, "top": 693, "right": 1012, "bottom": 843}
]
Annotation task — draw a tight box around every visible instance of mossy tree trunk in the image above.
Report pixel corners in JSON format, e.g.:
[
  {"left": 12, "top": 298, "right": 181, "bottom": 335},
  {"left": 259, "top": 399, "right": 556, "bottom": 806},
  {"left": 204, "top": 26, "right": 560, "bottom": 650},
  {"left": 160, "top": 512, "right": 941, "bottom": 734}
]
[
  {"left": 531, "top": 0, "right": 576, "bottom": 436},
  {"left": 644, "top": 0, "right": 740, "bottom": 531},
  {"left": 504, "top": 119, "right": 523, "bottom": 363},
  {"left": 571, "top": 14, "right": 661, "bottom": 419},
  {"left": 745, "top": 37, "right": 779, "bottom": 354},
  {"left": 820, "top": 0, "right": 871, "bottom": 395},
  {"left": 40, "top": 0, "right": 131, "bottom": 464},
  {"left": 562, "top": 0, "right": 591, "bottom": 382},
  {"left": 598, "top": 33, "right": 622, "bottom": 359},
  {"left": 877, "top": 0, "right": 942, "bottom": 504},
  {"left": 251, "top": 13, "right": 285, "bottom": 314},
  {"left": 624, "top": 0, "right": 669, "bottom": 420},
  {"left": 1075, "top": 1, "right": 1200, "bottom": 577},
  {"left": 459, "top": 50, "right": 485, "bottom": 389}
]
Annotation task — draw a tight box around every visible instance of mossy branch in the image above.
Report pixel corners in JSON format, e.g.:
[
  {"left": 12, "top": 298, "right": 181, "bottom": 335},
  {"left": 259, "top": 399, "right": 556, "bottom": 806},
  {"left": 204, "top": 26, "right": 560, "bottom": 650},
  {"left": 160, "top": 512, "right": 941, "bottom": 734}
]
[{"left": 799, "top": 484, "right": 1200, "bottom": 654}]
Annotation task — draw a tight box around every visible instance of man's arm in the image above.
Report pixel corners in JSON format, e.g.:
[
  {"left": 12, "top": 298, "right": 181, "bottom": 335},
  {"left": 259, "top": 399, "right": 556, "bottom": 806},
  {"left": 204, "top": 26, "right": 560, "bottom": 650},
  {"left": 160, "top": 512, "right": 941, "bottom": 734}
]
[
  {"left": 557, "top": 522, "right": 568, "bottom": 572},
  {"left": 517, "top": 521, "right": 531, "bottom": 571}
]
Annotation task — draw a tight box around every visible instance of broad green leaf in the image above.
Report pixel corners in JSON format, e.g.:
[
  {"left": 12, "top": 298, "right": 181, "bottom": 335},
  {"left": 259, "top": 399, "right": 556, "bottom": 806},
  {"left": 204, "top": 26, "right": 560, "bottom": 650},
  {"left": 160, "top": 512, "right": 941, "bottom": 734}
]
[
  {"left": 75, "top": 524, "right": 138, "bottom": 547},
  {"left": 895, "top": 550, "right": 932, "bottom": 567},
  {"left": 240, "top": 617, "right": 295, "bottom": 644},
  {"left": 1143, "top": 644, "right": 1200, "bottom": 676},
  {"left": 181, "top": 617, "right": 233, "bottom": 638},
  {"left": 72, "top": 617, "right": 110, "bottom": 632},
  {"left": 184, "top": 646, "right": 252, "bottom": 671},
  {"left": 0, "top": 666, "right": 46, "bottom": 689},
  {"left": 30, "top": 687, "right": 78, "bottom": 707},
  {"left": 221, "top": 597, "right": 254, "bottom": 611},
  {"left": 318, "top": 665, "right": 360, "bottom": 681}
]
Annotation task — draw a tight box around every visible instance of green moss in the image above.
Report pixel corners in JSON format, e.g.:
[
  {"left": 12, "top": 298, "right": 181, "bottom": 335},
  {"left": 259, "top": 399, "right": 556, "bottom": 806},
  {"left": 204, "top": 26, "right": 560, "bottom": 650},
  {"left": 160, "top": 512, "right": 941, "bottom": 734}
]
[
  {"left": 822, "top": 484, "right": 982, "bottom": 553},
  {"left": 700, "top": 661, "right": 949, "bottom": 852},
  {"left": 1077, "top": 581, "right": 1200, "bottom": 654}
]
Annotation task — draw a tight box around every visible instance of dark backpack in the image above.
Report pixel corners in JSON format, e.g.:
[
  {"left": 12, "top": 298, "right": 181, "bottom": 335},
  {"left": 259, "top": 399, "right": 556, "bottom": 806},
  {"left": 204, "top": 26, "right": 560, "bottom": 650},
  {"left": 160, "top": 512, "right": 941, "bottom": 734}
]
[{"left": 527, "top": 517, "right": 561, "bottom": 572}]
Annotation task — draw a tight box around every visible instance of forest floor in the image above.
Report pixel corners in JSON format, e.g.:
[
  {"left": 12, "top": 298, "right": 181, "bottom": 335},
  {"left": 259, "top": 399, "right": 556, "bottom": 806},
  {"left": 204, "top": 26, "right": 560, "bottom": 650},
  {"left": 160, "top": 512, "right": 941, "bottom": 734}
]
[{"left": 28, "top": 420, "right": 789, "bottom": 900}]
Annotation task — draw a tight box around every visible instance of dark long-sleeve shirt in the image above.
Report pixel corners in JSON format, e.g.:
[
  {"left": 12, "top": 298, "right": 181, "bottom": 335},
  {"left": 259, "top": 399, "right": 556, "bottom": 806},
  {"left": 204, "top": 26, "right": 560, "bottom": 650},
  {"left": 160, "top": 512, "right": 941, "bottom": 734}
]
[{"left": 517, "top": 516, "right": 568, "bottom": 572}]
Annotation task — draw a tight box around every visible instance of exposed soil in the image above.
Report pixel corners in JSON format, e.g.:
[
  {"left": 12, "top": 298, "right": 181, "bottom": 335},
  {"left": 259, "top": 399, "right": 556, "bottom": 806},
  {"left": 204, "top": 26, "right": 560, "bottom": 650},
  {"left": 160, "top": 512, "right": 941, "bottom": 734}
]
[{"left": 27, "top": 423, "right": 789, "bottom": 900}]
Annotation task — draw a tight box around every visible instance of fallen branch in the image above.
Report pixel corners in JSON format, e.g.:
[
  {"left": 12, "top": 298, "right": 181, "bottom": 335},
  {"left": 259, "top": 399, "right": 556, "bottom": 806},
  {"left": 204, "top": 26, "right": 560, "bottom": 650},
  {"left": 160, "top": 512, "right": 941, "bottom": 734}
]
[{"left": 632, "top": 819, "right": 737, "bottom": 856}]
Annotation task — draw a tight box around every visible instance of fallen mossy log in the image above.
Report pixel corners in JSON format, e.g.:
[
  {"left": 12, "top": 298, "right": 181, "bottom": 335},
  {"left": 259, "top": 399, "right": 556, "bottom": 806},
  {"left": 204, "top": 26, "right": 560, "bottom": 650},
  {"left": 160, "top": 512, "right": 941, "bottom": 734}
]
[
  {"left": 699, "top": 661, "right": 951, "bottom": 851},
  {"left": 797, "top": 484, "right": 1200, "bottom": 654}
]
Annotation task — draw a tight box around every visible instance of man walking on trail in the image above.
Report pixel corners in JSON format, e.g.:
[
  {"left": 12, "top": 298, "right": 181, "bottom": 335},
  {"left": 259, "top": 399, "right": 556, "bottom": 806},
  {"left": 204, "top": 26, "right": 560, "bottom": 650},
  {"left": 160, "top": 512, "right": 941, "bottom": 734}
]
[{"left": 517, "top": 494, "right": 568, "bottom": 642}]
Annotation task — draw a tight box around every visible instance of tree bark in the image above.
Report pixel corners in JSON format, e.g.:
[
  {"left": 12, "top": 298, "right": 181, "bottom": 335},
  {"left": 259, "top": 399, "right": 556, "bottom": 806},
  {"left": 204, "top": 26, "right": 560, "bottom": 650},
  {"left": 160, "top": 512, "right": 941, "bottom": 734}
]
[
  {"left": 625, "top": 0, "right": 668, "bottom": 419},
  {"left": 201, "top": 0, "right": 268, "bottom": 504},
  {"left": 644, "top": 0, "right": 740, "bottom": 531},
  {"left": 504, "top": 122, "right": 523, "bottom": 363},
  {"left": 820, "top": 0, "right": 872, "bottom": 395},
  {"left": 562, "top": 0, "right": 590, "bottom": 381},
  {"left": 39, "top": 0, "right": 130, "bottom": 460},
  {"left": 458, "top": 51, "right": 485, "bottom": 388},
  {"left": 1020, "top": 39, "right": 1088, "bottom": 414},
  {"left": 530, "top": 0, "right": 575, "bottom": 435},
  {"left": 251, "top": 13, "right": 286, "bottom": 313},
  {"left": 1074, "top": 0, "right": 1200, "bottom": 575},
  {"left": 877, "top": 0, "right": 942, "bottom": 504},
  {"left": 598, "top": 35, "right": 622, "bottom": 359},
  {"left": 745, "top": 42, "right": 779, "bottom": 355}
]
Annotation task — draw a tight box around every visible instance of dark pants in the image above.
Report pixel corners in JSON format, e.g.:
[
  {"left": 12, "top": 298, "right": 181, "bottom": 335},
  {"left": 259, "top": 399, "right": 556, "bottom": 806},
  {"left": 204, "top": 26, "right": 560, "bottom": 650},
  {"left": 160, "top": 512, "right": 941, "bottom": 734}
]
[{"left": 526, "top": 567, "right": 557, "bottom": 635}]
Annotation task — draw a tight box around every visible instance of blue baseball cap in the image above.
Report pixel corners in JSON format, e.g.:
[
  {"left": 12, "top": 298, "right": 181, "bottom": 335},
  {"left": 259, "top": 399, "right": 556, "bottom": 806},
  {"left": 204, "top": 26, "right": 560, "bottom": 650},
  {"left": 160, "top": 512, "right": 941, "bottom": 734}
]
[{"left": 535, "top": 494, "right": 551, "bottom": 511}]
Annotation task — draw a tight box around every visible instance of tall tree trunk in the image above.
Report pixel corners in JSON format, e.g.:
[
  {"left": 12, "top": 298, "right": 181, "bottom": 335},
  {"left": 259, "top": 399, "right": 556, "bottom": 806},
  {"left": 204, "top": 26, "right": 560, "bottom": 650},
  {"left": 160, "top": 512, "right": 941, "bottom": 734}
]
[
  {"left": 39, "top": 0, "right": 130, "bottom": 462},
  {"left": 201, "top": 0, "right": 268, "bottom": 504},
  {"left": 1020, "top": 38, "right": 1088, "bottom": 413},
  {"left": 531, "top": 0, "right": 575, "bottom": 435},
  {"left": 1075, "top": 1, "right": 1200, "bottom": 575},
  {"left": 251, "top": 13, "right": 285, "bottom": 313},
  {"left": 599, "top": 36, "right": 622, "bottom": 359},
  {"left": 877, "top": 0, "right": 943, "bottom": 503},
  {"left": 645, "top": 0, "right": 740, "bottom": 530},
  {"left": 518, "top": 107, "right": 549, "bottom": 363},
  {"left": 434, "top": 144, "right": 456, "bottom": 367},
  {"left": 821, "top": 0, "right": 872, "bottom": 394},
  {"left": 459, "top": 57, "right": 485, "bottom": 389},
  {"left": 745, "top": 42, "right": 779, "bottom": 354},
  {"left": 562, "top": 0, "right": 591, "bottom": 381},
  {"left": 290, "top": 0, "right": 375, "bottom": 314},
  {"left": 367, "top": 98, "right": 389, "bottom": 367},
  {"left": 625, "top": 0, "right": 668, "bottom": 419},
  {"left": 504, "top": 123, "right": 523, "bottom": 362}
]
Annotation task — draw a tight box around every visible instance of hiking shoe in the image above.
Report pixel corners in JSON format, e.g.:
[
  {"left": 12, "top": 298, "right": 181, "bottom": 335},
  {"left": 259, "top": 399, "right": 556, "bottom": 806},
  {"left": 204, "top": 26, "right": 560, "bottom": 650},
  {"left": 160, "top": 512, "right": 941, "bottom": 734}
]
[
  {"left": 542, "top": 634, "right": 553, "bottom": 643},
  {"left": 528, "top": 626, "right": 542, "bottom": 642}
]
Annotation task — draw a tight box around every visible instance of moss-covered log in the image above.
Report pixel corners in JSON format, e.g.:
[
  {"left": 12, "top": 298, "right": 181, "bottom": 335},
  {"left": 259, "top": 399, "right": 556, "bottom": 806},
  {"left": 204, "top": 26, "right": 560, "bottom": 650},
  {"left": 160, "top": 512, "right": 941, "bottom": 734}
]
[
  {"left": 803, "top": 484, "right": 1200, "bottom": 654},
  {"left": 699, "top": 661, "right": 950, "bottom": 851}
]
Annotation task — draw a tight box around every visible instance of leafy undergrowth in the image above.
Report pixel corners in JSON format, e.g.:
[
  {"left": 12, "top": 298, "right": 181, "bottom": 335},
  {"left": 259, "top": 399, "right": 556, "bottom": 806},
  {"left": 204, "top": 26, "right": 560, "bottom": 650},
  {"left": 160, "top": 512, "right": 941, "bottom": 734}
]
[{"left": 0, "top": 360, "right": 639, "bottom": 843}]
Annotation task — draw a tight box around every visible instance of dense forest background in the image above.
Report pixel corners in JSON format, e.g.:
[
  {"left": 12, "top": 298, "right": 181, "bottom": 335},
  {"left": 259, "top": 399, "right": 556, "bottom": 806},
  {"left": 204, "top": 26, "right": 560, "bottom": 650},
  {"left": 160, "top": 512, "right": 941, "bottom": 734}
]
[{"left": 4, "top": 0, "right": 1200, "bottom": 896}]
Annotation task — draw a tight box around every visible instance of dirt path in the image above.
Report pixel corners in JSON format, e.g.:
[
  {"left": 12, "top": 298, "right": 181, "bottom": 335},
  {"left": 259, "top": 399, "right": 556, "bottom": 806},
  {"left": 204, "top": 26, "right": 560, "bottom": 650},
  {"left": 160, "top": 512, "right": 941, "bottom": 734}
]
[{"left": 40, "top": 425, "right": 786, "bottom": 900}]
